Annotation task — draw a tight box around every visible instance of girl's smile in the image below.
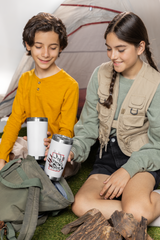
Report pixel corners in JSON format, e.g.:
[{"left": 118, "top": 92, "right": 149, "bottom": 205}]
[
  {"left": 106, "top": 32, "right": 144, "bottom": 79},
  {"left": 113, "top": 61, "right": 123, "bottom": 66}
]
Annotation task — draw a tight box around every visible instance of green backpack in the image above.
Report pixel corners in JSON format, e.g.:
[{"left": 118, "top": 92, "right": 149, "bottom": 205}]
[{"left": 0, "top": 155, "right": 74, "bottom": 240}]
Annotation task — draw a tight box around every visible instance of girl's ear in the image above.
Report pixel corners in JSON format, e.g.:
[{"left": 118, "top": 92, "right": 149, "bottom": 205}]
[
  {"left": 137, "top": 41, "right": 145, "bottom": 55},
  {"left": 25, "top": 42, "right": 31, "bottom": 51}
]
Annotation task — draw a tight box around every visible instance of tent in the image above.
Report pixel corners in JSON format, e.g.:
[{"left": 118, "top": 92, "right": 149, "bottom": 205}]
[{"left": 1, "top": 0, "right": 160, "bottom": 120}]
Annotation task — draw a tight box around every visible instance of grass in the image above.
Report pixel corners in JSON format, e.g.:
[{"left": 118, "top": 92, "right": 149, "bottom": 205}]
[{"left": 1, "top": 128, "right": 160, "bottom": 239}]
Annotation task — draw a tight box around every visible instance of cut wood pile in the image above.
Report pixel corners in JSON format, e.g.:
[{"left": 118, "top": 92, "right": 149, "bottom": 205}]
[{"left": 61, "top": 209, "right": 153, "bottom": 240}]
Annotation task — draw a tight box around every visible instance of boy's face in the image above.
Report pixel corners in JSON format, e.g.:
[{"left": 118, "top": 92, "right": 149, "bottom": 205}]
[{"left": 25, "top": 31, "right": 61, "bottom": 74}]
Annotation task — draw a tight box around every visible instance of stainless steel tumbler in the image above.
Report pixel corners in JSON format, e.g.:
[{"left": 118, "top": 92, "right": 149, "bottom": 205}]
[
  {"left": 27, "top": 117, "right": 48, "bottom": 160},
  {"left": 44, "top": 134, "right": 73, "bottom": 181}
]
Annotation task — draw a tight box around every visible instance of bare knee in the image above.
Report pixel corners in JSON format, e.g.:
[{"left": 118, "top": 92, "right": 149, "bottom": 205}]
[
  {"left": 72, "top": 174, "right": 107, "bottom": 217},
  {"left": 72, "top": 194, "right": 91, "bottom": 217},
  {"left": 122, "top": 200, "right": 151, "bottom": 222}
]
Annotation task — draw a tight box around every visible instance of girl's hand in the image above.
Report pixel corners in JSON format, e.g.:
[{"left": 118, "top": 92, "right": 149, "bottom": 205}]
[
  {"left": 67, "top": 151, "right": 74, "bottom": 163},
  {"left": 100, "top": 168, "right": 131, "bottom": 199},
  {"left": 0, "top": 159, "right": 6, "bottom": 170}
]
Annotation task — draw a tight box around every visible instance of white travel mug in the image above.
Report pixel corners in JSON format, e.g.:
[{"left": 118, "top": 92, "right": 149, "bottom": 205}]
[
  {"left": 27, "top": 117, "right": 48, "bottom": 160},
  {"left": 44, "top": 134, "right": 73, "bottom": 181}
]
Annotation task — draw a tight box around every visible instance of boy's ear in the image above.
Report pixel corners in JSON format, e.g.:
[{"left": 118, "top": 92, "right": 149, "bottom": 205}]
[
  {"left": 138, "top": 41, "right": 145, "bottom": 55},
  {"left": 58, "top": 48, "right": 63, "bottom": 57},
  {"left": 25, "top": 42, "right": 31, "bottom": 51}
]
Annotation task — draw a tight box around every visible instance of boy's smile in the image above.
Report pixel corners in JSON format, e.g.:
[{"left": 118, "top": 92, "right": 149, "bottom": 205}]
[{"left": 25, "top": 31, "right": 61, "bottom": 78}]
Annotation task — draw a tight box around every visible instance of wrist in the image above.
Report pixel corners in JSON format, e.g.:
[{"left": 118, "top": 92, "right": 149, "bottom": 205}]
[{"left": 0, "top": 159, "right": 6, "bottom": 170}]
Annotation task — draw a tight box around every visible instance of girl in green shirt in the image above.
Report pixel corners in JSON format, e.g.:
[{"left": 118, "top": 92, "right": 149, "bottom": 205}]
[{"left": 68, "top": 12, "right": 160, "bottom": 226}]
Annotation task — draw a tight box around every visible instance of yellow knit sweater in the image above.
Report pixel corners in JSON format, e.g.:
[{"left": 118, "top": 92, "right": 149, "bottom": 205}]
[{"left": 0, "top": 69, "right": 79, "bottom": 162}]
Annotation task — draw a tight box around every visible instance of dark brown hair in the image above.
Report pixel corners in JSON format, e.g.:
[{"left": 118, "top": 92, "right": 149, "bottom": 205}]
[
  {"left": 23, "top": 12, "right": 68, "bottom": 55},
  {"left": 103, "top": 11, "right": 158, "bottom": 109}
]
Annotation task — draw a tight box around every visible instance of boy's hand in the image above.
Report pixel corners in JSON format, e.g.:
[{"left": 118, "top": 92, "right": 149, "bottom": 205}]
[
  {"left": 67, "top": 151, "right": 74, "bottom": 163},
  {"left": 100, "top": 168, "right": 130, "bottom": 200},
  {"left": 44, "top": 131, "right": 51, "bottom": 147},
  {"left": 0, "top": 159, "right": 6, "bottom": 170},
  {"left": 44, "top": 143, "right": 50, "bottom": 161},
  {"left": 23, "top": 136, "right": 27, "bottom": 141},
  {"left": 23, "top": 131, "right": 51, "bottom": 145},
  {"left": 44, "top": 131, "right": 51, "bottom": 161}
]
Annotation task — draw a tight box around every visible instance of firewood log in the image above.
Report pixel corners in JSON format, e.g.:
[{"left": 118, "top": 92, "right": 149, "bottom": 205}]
[
  {"left": 61, "top": 208, "right": 100, "bottom": 234},
  {"left": 131, "top": 217, "right": 151, "bottom": 240},
  {"left": 97, "top": 225, "right": 123, "bottom": 240},
  {"left": 61, "top": 209, "right": 153, "bottom": 240},
  {"left": 65, "top": 210, "right": 110, "bottom": 240},
  {"left": 111, "top": 210, "right": 138, "bottom": 238}
]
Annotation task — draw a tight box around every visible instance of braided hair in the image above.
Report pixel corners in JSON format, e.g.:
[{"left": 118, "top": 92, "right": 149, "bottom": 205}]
[{"left": 103, "top": 12, "right": 158, "bottom": 109}]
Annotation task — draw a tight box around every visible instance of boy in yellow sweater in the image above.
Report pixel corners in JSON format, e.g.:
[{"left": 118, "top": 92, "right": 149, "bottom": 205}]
[{"left": 0, "top": 12, "right": 79, "bottom": 170}]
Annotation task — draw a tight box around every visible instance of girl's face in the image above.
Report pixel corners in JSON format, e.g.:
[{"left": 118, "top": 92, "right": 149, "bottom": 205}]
[
  {"left": 106, "top": 32, "right": 144, "bottom": 79},
  {"left": 25, "top": 31, "right": 61, "bottom": 76}
]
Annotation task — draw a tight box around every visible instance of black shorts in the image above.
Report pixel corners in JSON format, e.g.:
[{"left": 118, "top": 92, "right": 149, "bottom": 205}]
[{"left": 89, "top": 137, "right": 160, "bottom": 189}]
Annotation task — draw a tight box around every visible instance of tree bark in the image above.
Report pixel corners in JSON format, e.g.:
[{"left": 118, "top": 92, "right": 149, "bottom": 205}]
[
  {"left": 61, "top": 208, "right": 100, "bottom": 235},
  {"left": 65, "top": 211, "right": 110, "bottom": 240},
  {"left": 111, "top": 210, "right": 138, "bottom": 238},
  {"left": 61, "top": 209, "right": 154, "bottom": 240}
]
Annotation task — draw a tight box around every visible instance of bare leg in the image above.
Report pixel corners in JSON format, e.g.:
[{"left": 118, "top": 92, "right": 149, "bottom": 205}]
[
  {"left": 122, "top": 172, "right": 160, "bottom": 224},
  {"left": 72, "top": 174, "right": 122, "bottom": 218},
  {"left": 72, "top": 172, "right": 160, "bottom": 224}
]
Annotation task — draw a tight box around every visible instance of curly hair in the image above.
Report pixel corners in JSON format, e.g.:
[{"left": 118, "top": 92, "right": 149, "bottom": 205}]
[{"left": 22, "top": 12, "right": 68, "bottom": 55}]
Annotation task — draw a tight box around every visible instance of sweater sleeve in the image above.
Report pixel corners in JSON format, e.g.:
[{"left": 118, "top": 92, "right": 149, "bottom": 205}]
[
  {"left": 0, "top": 76, "right": 26, "bottom": 162},
  {"left": 58, "top": 80, "right": 79, "bottom": 138},
  {"left": 122, "top": 83, "right": 160, "bottom": 177},
  {"left": 71, "top": 67, "right": 99, "bottom": 163}
]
